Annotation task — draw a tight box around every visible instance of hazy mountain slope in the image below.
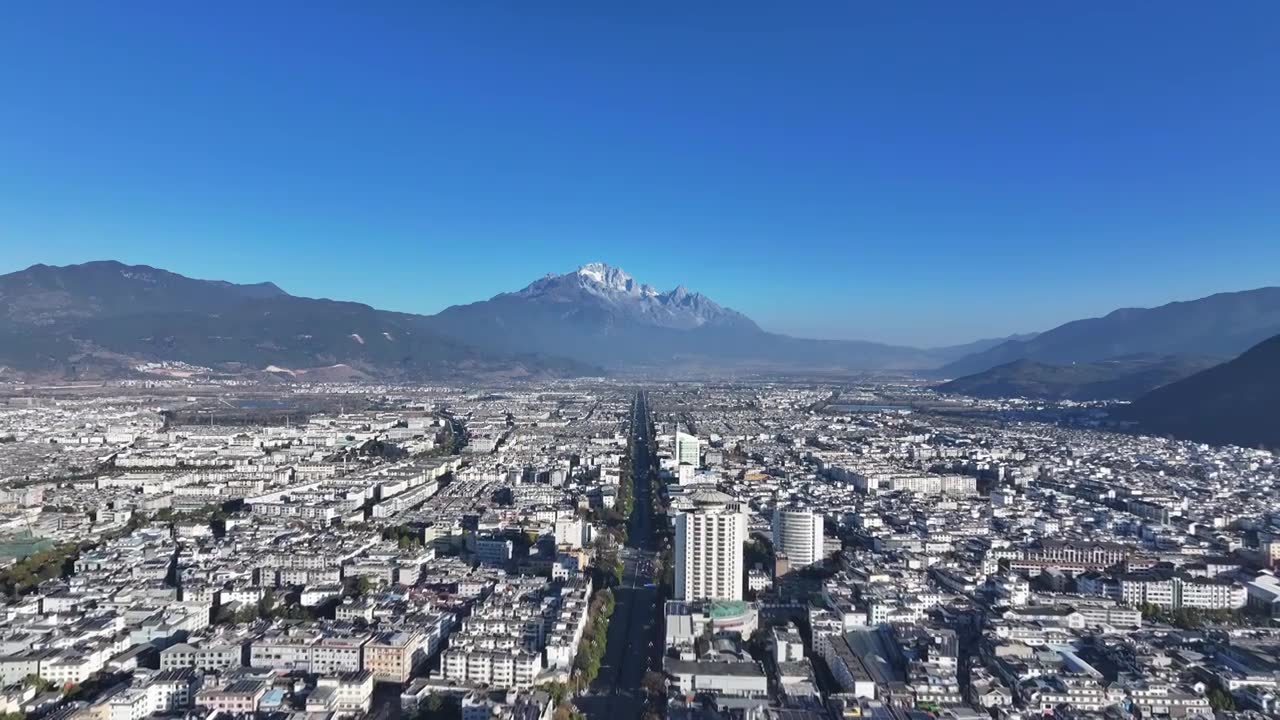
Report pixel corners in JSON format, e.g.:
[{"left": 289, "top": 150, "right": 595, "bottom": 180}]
[
  {"left": 426, "top": 263, "right": 937, "bottom": 370},
  {"left": 1116, "top": 334, "right": 1280, "bottom": 448},
  {"left": 14, "top": 260, "right": 1268, "bottom": 382},
  {"left": 0, "top": 260, "right": 286, "bottom": 324},
  {"left": 936, "top": 355, "right": 1222, "bottom": 401},
  {"left": 926, "top": 333, "right": 1040, "bottom": 365},
  {"left": 0, "top": 262, "right": 595, "bottom": 380},
  {"left": 939, "top": 288, "right": 1280, "bottom": 377}
]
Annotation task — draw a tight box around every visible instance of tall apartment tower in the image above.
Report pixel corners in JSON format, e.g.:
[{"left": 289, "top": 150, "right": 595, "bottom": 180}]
[
  {"left": 675, "top": 489, "right": 747, "bottom": 601},
  {"left": 772, "top": 506, "right": 825, "bottom": 569},
  {"left": 674, "top": 430, "right": 701, "bottom": 469}
]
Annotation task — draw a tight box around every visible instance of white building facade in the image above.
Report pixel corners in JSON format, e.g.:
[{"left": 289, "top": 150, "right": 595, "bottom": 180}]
[
  {"left": 772, "top": 507, "right": 824, "bottom": 569},
  {"left": 675, "top": 490, "right": 747, "bottom": 602}
]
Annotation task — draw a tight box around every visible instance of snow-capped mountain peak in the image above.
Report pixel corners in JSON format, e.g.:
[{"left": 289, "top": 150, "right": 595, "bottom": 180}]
[
  {"left": 572, "top": 262, "right": 660, "bottom": 297},
  {"left": 575, "top": 262, "right": 623, "bottom": 286},
  {"left": 509, "top": 263, "right": 757, "bottom": 331}
]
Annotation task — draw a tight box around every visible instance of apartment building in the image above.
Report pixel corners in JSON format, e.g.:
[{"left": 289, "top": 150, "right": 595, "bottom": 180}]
[
  {"left": 442, "top": 649, "right": 540, "bottom": 689},
  {"left": 1118, "top": 572, "right": 1246, "bottom": 610},
  {"left": 364, "top": 631, "right": 425, "bottom": 683}
]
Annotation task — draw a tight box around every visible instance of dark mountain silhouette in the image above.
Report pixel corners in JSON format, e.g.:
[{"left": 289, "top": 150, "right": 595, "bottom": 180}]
[
  {"left": 939, "top": 288, "right": 1280, "bottom": 377},
  {"left": 1116, "top": 334, "right": 1280, "bottom": 449},
  {"left": 0, "top": 260, "right": 286, "bottom": 324},
  {"left": 937, "top": 355, "right": 1222, "bottom": 401},
  {"left": 0, "top": 262, "right": 594, "bottom": 380}
]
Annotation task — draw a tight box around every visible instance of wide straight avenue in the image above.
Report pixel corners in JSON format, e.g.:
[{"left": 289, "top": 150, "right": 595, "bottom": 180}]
[{"left": 581, "top": 391, "right": 663, "bottom": 720}]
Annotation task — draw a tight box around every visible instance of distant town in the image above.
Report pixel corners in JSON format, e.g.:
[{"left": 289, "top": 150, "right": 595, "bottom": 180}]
[{"left": 0, "top": 377, "right": 1276, "bottom": 720}]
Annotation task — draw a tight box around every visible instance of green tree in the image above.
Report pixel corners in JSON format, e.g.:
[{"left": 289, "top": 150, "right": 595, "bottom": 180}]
[
  {"left": 416, "top": 693, "right": 460, "bottom": 720},
  {"left": 571, "top": 588, "right": 616, "bottom": 688},
  {"left": 23, "top": 674, "right": 55, "bottom": 693},
  {"left": 1208, "top": 688, "right": 1236, "bottom": 711},
  {"left": 642, "top": 670, "right": 667, "bottom": 699},
  {"left": 544, "top": 682, "right": 569, "bottom": 706},
  {"left": 345, "top": 575, "right": 375, "bottom": 596}
]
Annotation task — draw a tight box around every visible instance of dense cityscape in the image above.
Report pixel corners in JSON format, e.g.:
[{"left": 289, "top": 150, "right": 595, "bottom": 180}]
[
  {"left": 0, "top": 378, "right": 1277, "bottom": 720},
  {"left": 4, "top": 5, "right": 1278, "bottom": 720}
]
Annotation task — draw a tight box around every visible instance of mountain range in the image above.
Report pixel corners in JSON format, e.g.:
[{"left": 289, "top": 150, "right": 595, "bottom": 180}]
[
  {"left": 1117, "top": 334, "right": 1280, "bottom": 449},
  {"left": 936, "top": 287, "right": 1280, "bottom": 378},
  {"left": 0, "top": 260, "right": 951, "bottom": 380},
  {"left": 2, "top": 261, "right": 1279, "bottom": 403},
  {"left": 425, "top": 263, "right": 958, "bottom": 371},
  {"left": 936, "top": 355, "right": 1223, "bottom": 402},
  {"left": 0, "top": 261, "right": 594, "bottom": 381}
]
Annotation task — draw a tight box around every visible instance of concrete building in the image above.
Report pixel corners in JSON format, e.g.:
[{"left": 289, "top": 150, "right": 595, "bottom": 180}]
[
  {"left": 675, "top": 430, "right": 701, "bottom": 470},
  {"left": 441, "top": 649, "right": 540, "bottom": 689},
  {"left": 675, "top": 490, "right": 747, "bottom": 602},
  {"left": 553, "top": 517, "right": 584, "bottom": 549},
  {"left": 196, "top": 679, "right": 268, "bottom": 715},
  {"left": 664, "top": 659, "right": 767, "bottom": 698},
  {"left": 364, "top": 631, "right": 425, "bottom": 683},
  {"left": 772, "top": 506, "right": 824, "bottom": 569},
  {"left": 475, "top": 538, "right": 514, "bottom": 567},
  {"left": 316, "top": 671, "right": 374, "bottom": 715},
  {"left": 1118, "top": 572, "right": 1247, "bottom": 610}
]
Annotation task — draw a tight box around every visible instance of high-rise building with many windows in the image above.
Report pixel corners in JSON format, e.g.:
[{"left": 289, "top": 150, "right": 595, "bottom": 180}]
[
  {"left": 675, "top": 430, "right": 701, "bottom": 469},
  {"left": 772, "top": 506, "right": 824, "bottom": 569},
  {"left": 675, "top": 489, "right": 747, "bottom": 601}
]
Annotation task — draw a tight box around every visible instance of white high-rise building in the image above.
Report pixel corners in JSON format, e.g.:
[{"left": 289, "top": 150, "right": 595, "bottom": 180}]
[
  {"left": 675, "top": 489, "right": 747, "bottom": 601},
  {"left": 675, "top": 430, "right": 701, "bottom": 470},
  {"left": 676, "top": 464, "right": 697, "bottom": 485},
  {"left": 772, "top": 506, "right": 824, "bottom": 569},
  {"left": 554, "top": 517, "right": 584, "bottom": 549}
]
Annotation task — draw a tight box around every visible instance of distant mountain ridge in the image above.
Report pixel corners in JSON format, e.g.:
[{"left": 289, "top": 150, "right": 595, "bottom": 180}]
[
  {"left": 0, "top": 261, "right": 594, "bottom": 381},
  {"left": 4, "top": 260, "right": 1279, "bottom": 385},
  {"left": 1117, "top": 334, "right": 1280, "bottom": 449},
  {"left": 936, "top": 355, "right": 1222, "bottom": 401},
  {"left": 0, "top": 260, "right": 287, "bottom": 324},
  {"left": 0, "top": 260, "right": 951, "bottom": 379},
  {"left": 425, "top": 263, "right": 938, "bottom": 370},
  {"left": 509, "top": 262, "right": 760, "bottom": 332},
  {"left": 938, "top": 287, "right": 1280, "bottom": 377},
  {"left": 927, "top": 332, "right": 1040, "bottom": 363}
]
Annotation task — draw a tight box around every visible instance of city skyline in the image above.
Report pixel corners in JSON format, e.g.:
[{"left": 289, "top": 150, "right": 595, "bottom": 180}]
[
  {"left": 3, "top": 4, "right": 1278, "bottom": 345},
  {"left": 3, "top": 5, "right": 1280, "bottom": 720}
]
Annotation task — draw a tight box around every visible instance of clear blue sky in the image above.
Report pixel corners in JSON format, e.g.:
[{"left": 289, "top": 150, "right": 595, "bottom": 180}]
[{"left": 2, "top": 3, "right": 1277, "bottom": 346}]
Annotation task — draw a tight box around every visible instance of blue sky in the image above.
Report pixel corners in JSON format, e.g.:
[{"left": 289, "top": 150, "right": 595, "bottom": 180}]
[{"left": 1, "top": 3, "right": 1277, "bottom": 346}]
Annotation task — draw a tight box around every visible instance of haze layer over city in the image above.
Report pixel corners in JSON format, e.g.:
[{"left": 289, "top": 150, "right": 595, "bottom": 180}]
[{"left": 2, "top": 6, "right": 1279, "bottom": 720}]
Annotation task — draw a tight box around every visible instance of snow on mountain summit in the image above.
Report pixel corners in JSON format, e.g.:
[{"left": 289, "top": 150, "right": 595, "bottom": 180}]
[
  {"left": 572, "top": 262, "right": 656, "bottom": 297},
  {"left": 510, "top": 263, "right": 756, "bottom": 331}
]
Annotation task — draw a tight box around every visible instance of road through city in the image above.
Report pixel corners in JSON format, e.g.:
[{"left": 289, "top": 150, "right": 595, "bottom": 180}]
[{"left": 581, "top": 391, "right": 663, "bottom": 720}]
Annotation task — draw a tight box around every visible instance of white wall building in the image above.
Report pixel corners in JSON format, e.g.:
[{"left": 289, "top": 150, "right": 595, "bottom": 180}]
[
  {"left": 554, "top": 518, "right": 584, "bottom": 549},
  {"left": 772, "top": 507, "right": 824, "bottom": 569},
  {"left": 675, "top": 490, "right": 747, "bottom": 602},
  {"left": 675, "top": 431, "right": 701, "bottom": 470}
]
